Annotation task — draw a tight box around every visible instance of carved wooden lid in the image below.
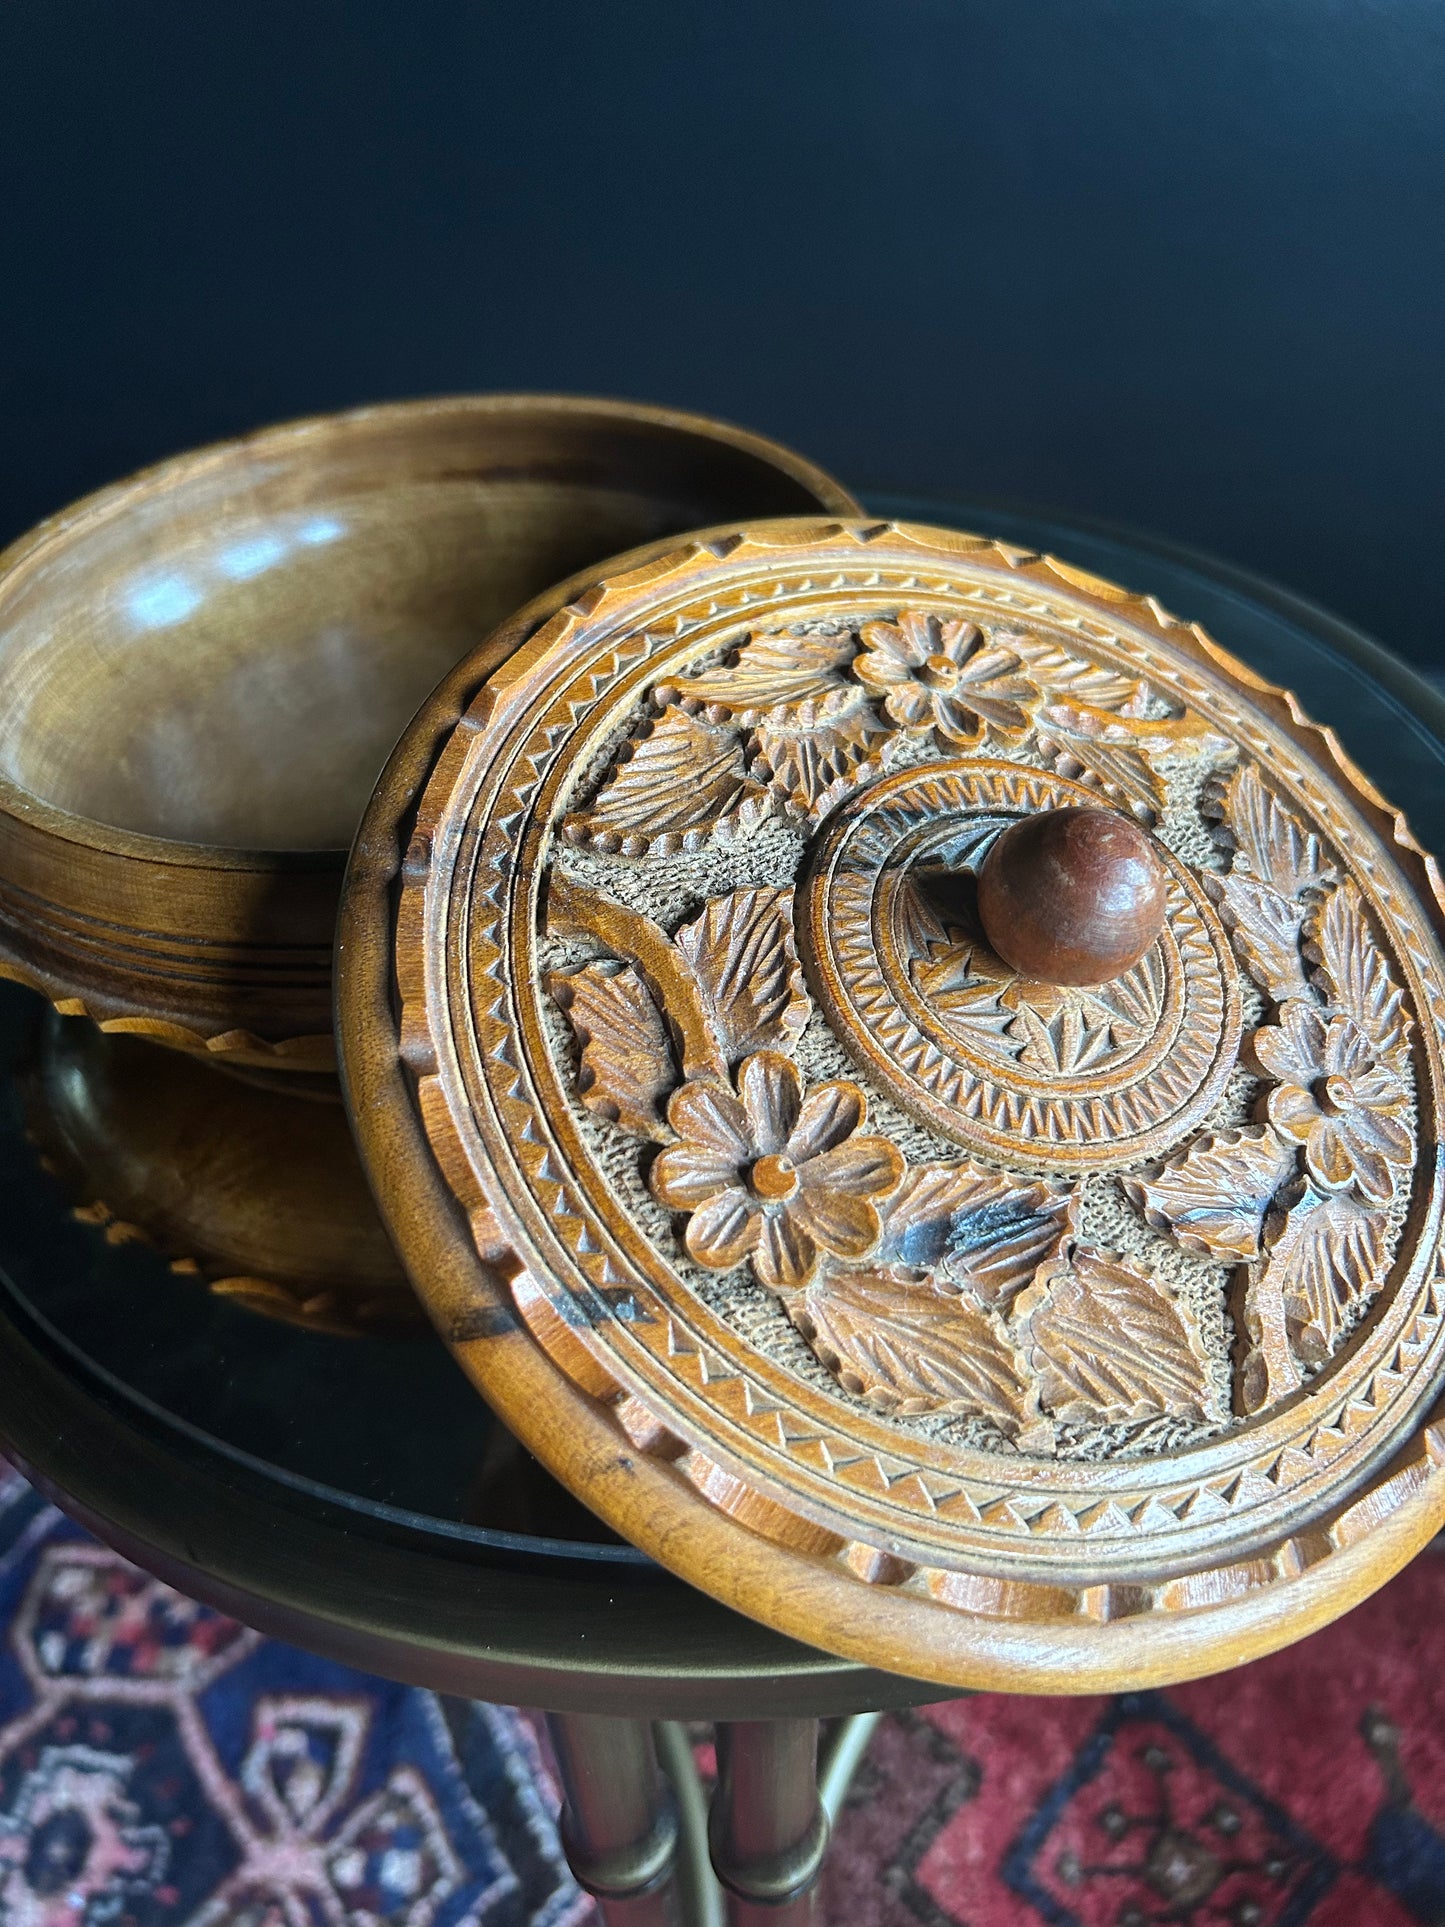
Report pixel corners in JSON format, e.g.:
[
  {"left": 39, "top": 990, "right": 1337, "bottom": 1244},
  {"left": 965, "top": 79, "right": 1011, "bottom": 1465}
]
[{"left": 339, "top": 520, "right": 1445, "bottom": 1691}]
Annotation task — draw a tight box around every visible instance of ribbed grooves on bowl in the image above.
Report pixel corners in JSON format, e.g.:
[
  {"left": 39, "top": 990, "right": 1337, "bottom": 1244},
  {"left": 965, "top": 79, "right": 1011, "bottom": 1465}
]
[{"left": 0, "top": 876, "right": 332, "bottom": 989}]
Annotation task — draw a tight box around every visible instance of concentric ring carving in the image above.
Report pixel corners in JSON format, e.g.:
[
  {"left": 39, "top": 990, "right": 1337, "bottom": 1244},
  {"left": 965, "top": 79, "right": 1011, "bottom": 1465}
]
[
  {"left": 378, "top": 521, "right": 1445, "bottom": 1658},
  {"left": 801, "top": 760, "right": 1242, "bottom": 1170}
]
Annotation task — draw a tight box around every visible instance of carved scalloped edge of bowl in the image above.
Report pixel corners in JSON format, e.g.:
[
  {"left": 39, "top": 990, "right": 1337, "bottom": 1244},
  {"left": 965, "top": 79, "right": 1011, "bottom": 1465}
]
[
  {"left": 79, "top": 1189, "right": 417, "bottom": 1337},
  {"left": 0, "top": 954, "right": 335, "bottom": 1072},
  {"left": 202, "top": 1273, "right": 422, "bottom": 1336},
  {"left": 27, "top": 1141, "right": 422, "bottom": 1337},
  {"left": 388, "top": 518, "right": 1445, "bottom": 1658}
]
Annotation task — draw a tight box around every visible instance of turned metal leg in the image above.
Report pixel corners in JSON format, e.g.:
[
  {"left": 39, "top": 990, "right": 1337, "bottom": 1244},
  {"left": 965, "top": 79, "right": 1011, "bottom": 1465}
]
[
  {"left": 546, "top": 1713, "right": 681, "bottom": 1926},
  {"left": 819, "top": 1711, "right": 882, "bottom": 1824},
  {"left": 709, "top": 1719, "right": 829, "bottom": 1926}
]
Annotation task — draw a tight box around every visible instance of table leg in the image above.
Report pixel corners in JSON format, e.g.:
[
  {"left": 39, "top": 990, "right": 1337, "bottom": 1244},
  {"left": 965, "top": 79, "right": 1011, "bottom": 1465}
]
[
  {"left": 709, "top": 1719, "right": 829, "bottom": 1926},
  {"left": 546, "top": 1712, "right": 682, "bottom": 1926},
  {"left": 656, "top": 1722, "right": 726, "bottom": 1927},
  {"left": 818, "top": 1710, "right": 883, "bottom": 1824}
]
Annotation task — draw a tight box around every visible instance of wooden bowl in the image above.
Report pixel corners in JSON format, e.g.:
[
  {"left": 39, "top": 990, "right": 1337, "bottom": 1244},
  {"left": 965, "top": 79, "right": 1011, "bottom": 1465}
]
[{"left": 0, "top": 395, "right": 857, "bottom": 1070}]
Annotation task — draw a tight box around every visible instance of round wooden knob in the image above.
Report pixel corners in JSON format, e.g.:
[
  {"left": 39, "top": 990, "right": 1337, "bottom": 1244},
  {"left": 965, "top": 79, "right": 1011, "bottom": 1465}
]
[{"left": 975, "top": 807, "right": 1167, "bottom": 986}]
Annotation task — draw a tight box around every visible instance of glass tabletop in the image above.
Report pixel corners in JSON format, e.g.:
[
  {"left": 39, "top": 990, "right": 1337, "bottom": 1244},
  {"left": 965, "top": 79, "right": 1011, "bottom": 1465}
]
[{"left": 1, "top": 495, "right": 1441, "bottom": 1568}]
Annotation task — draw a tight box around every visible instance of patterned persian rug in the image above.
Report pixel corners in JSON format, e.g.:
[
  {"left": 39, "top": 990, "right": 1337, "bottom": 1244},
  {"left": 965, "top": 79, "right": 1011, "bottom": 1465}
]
[{"left": 1, "top": 1463, "right": 1444, "bottom": 1926}]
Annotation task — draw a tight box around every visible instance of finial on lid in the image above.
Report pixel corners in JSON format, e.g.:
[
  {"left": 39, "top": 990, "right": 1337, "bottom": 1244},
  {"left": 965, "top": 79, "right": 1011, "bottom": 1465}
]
[{"left": 976, "top": 806, "right": 1167, "bottom": 986}]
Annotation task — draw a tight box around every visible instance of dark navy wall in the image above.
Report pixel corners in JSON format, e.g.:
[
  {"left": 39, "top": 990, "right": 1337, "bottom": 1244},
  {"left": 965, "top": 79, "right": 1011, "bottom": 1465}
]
[{"left": 3, "top": 1, "right": 1443, "bottom": 661}]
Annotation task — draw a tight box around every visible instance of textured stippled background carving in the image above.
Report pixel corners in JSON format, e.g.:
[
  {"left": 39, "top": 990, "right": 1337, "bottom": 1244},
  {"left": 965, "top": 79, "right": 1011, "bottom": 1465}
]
[{"left": 396, "top": 527, "right": 1445, "bottom": 1630}]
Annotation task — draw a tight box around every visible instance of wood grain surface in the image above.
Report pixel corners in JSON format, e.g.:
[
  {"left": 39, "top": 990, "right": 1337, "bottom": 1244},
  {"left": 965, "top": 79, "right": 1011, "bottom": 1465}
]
[
  {"left": 0, "top": 396, "right": 857, "bottom": 1070},
  {"left": 338, "top": 519, "right": 1445, "bottom": 1692}
]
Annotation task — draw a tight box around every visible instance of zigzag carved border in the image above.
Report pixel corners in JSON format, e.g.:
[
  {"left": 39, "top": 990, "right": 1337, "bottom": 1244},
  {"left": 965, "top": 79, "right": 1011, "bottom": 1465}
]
[{"left": 391, "top": 520, "right": 1445, "bottom": 1642}]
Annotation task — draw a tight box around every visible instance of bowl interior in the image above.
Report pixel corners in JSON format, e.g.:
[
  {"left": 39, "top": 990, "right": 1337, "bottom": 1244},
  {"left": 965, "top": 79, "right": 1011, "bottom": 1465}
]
[{"left": 0, "top": 403, "right": 845, "bottom": 851}]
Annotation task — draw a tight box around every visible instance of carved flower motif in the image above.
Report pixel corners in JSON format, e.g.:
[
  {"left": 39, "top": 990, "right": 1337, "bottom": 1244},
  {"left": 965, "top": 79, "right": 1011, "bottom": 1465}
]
[
  {"left": 649, "top": 1051, "right": 904, "bottom": 1292},
  {"left": 1251, "top": 1001, "right": 1412, "bottom": 1206},
  {"left": 854, "top": 613, "right": 1036, "bottom": 747}
]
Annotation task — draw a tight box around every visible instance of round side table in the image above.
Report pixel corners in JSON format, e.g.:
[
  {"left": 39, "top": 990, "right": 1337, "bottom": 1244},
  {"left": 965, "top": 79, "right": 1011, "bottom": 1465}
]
[{"left": 1, "top": 499, "right": 1440, "bottom": 1926}]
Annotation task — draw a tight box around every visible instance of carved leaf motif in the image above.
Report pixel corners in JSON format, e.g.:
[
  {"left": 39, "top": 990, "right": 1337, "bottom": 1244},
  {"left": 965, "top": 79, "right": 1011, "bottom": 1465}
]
[
  {"left": 793, "top": 1268, "right": 1035, "bottom": 1430},
  {"left": 1007, "top": 959, "right": 1163, "bottom": 1077},
  {"left": 562, "top": 710, "right": 772, "bottom": 855},
  {"left": 876, "top": 1166, "right": 993, "bottom": 1270},
  {"left": 752, "top": 699, "right": 888, "bottom": 816},
  {"left": 911, "top": 935, "right": 1015, "bottom": 1041},
  {"left": 1038, "top": 728, "right": 1168, "bottom": 818},
  {"left": 1009, "top": 639, "right": 1164, "bottom": 717},
  {"left": 1123, "top": 1127, "right": 1298, "bottom": 1261},
  {"left": 877, "top": 1163, "right": 1071, "bottom": 1308},
  {"left": 1305, "top": 879, "right": 1408, "bottom": 1057},
  {"left": 1202, "top": 763, "right": 1336, "bottom": 1005},
  {"left": 893, "top": 836, "right": 1009, "bottom": 962},
  {"left": 942, "top": 1193, "right": 1075, "bottom": 1310},
  {"left": 1204, "top": 874, "right": 1311, "bottom": 1005},
  {"left": 550, "top": 963, "right": 678, "bottom": 1138},
  {"left": 894, "top": 872, "right": 953, "bottom": 960},
  {"left": 930, "top": 820, "right": 1015, "bottom": 874},
  {"left": 1215, "top": 763, "right": 1331, "bottom": 900},
  {"left": 673, "top": 887, "right": 811, "bottom": 1066},
  {"left": 909, "top": 886, "right": 1163, "bottom": 1074},
  {"left": 1040, "top": 705, "right": 1229, "bottom": 821},
  {"left": 656, "top": 630, "right": 858, "bottom": 725},
  {"left": 1019, "top": 1249, "right": 1214, "bottom": 1424},
  {"left": 1110, "top": 966, "right": 1172, "bottom": 1066},
  {"left": 1010, "top": 999, "right": 1112, "bottom": 1075},
  {"left": 1262, "top": 1182, "right": 1390, "bottom": 1364}
]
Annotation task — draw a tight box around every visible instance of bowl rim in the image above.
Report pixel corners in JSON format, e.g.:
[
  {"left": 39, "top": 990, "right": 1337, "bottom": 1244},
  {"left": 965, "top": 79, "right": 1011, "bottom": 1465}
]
[{"left": 0, "top": 391, "right": 860, "bottom": 870}]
